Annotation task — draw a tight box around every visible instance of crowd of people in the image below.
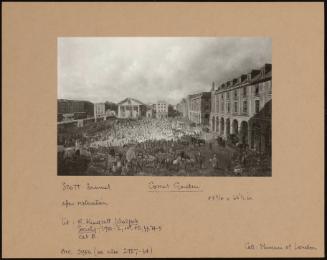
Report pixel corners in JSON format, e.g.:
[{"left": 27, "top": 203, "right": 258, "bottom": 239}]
[
  {"left": 88, "top": 118, "right": 201, "bottom": 148},
  {"left": 58, "top": 117, "right": 271, "bottom": 176}
]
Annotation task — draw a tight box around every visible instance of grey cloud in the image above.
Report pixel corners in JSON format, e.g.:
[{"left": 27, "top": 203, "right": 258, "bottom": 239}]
[{"left": 58, "top": 37, "right": 271, "bottom": 104}]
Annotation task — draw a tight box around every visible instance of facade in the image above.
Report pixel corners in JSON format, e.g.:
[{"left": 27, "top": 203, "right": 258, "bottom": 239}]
[
  {"left": 146, "top": 107, "right": 154, "bottom": 118},
  {"left": 117, "top": 97, "right": 146, "bottom": 118},
  {"left": 188, "top": 92, "right": 211, "bottom": 125},
  {"left": 210, "top": 63, "right": 272, "bottom": 154},
  {"left": 57, "top": 99, "right": 94, "bottom": 121},
  {"left": 176, "top": 98, "right": 189, "bottom": 118},
  {"left": 94, "top": 103, "right": 106, "bottom": 121},
  {"left": 155, "top": 101, "right": 168, "bottom": 119}
]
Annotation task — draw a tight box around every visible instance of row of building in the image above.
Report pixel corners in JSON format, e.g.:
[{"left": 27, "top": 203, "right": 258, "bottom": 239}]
[
  {"left": 57, "top": 98, "right": 170, "bottom": 123},
  {"left": 176, "top": 63, "right": 272, "bottom": 154},
  {"left": 58, "top": 100, "right": 112, "bottom": 122}
]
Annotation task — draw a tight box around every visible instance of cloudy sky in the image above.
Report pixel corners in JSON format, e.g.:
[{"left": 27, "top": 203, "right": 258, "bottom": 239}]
[{"left": 58, "top": 37, "right": 271, "bottom": 105}]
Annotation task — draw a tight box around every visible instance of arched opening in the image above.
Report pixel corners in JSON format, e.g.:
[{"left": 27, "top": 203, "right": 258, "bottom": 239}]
[
  {"left": 253, "top": 122, "right": 263, "bottom": 152},
  {"left": 226, "top": 118, "right": 230, "bottom": 137},
  {"left": 220, "top": 118, "right": 225, "bottom": 136},
  {"left": 240, "top": 121, "right": 248, "bottom": 145},
  {"left": 216, "top": 116, "right": 219, "bottom": 132},
  {"left": 232, "top": 119, "right": 239, "bottom": 135}
]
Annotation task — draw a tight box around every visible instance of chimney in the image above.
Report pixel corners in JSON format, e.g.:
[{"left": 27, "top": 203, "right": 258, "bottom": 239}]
[{"left": 264, "top": 63, "right": 272, "bottom": 74}]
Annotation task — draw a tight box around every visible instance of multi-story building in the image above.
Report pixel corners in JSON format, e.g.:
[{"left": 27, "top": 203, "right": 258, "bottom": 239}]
[
  {"left": 176, "top": 98, "right": 189, "bottom": 118},
  {"left": 94, "top": 103, "right": 106, "bottom": 121},
  {"left": 210, "top": 63, "right": 272, "bottom": 154},
  {"left": 155, "top": 101, "right": 168, "bottom": 119},
  {"left": 188, "top": 92, "right": 211, "bottom": 125},
  {"left": 57, "top": 99, "right": 94, "bottom": 121}
]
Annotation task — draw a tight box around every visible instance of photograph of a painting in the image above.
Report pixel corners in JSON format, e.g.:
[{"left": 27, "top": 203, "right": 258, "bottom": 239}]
[{"left": 57, "top": 37, "right": 272, "bottom": 177}]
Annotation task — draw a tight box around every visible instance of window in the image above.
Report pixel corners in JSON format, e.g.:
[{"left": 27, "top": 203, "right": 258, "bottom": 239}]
[
  {"left": 243, "top": 101, "right": 247, "bottom": 113},
  {"left": 234, "top": 102, "right": 238, "bottom": 113},
  {"left": 255, "top": 100, "right": 260, "bottom": 113},
  {"left": 243, "top": 86, "right": 247, "bottom": 97},
  {"left": 227, "top": 103, "right": 230, "bottom": 113},
  {"left": 227, "top": 91, "right": 230, "bottom": 99},
  {"left": 255, "top": 85, "right": 259, "bottom": 96},
  {"left": 234, "top": 89, "right": 238, "bottom": 99}
]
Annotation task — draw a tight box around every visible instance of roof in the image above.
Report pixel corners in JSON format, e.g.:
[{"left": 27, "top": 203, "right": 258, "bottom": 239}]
[
  {"left": 58, "top": 99, "right": 93, "bottom": 104},
  {"left": 214, "top": 63, "right": 272, "bottom": 93},
  {"left": 189, "top": 91, "right": 211, "bottom": 99},
  {"left": 250, "top": 66, "right": 272, "bottom": 83},
  {"left": 117, "top": 97, "right": 146, "bottom": 106}
]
